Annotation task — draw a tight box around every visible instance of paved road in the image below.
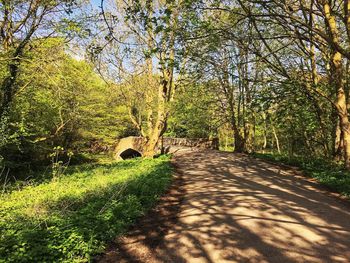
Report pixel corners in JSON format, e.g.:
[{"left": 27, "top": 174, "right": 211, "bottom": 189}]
[{"left": 98, "top": 150, "right": 350, "bottom": 263}]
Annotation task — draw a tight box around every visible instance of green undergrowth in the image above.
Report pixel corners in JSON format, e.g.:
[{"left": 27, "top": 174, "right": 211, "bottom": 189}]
[
  {"left": 252, "top": 153, "right": 350, "bottom": 199},
  {"left": 1, "top": 153, "right": 115, "bottom": 192},
  {"left": 0, "top": 156, "right": 173, "bottom": 262}
]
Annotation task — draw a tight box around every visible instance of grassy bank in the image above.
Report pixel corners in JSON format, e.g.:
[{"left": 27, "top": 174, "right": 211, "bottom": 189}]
[
  {"left": 252, "top": 153, "right": 350, "bottom": 199},
  {"left": 0, "top": 156, "right": 173, "bottom": 262}
]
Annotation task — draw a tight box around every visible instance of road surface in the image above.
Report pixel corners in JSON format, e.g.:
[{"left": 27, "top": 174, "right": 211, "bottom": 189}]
[{"left": 98, "top": 150, "right": 350, "bottom": 263}]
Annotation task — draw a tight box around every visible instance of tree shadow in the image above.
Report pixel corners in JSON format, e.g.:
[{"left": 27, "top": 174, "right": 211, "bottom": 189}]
[{"left": 97, "top": 150, "right": 350, "bottom": 263}]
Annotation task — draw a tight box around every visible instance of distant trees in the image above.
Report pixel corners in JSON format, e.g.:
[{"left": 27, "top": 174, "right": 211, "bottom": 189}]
[
  {"left": 0, "top": 37, "right": 132, "bottom": 170},
  {"left": 230, "top": 0, "right": 350, "bottom": 167},
  {"left": 0, "top": 0, "right": 81, "bottom": 135},
  {"left": 2, "top": 0, "right": 350, "bottom": 170},
  {"left": 0, "top": 0, "right": 88, "bottom": 169},
  {"left": 77, "top": 0, "right": 350, "bottom": 168},
  {"left": 176, "top": 1, "right": 262, "bottom": 153},
  {"left": 166, "top": 83, "right": 221, "bottom": 139},
  {"left": 98, "top": 0, "right": 190, "bottom": 156},
  {"left": 167, "top": 0, "right": 350, "bottom": 168}
]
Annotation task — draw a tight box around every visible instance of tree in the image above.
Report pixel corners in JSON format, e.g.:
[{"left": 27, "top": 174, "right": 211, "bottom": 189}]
[
  {"left": 179, "top": 2, "right": 262, "bottom": 153},
  {"left": 0, "top": 0, "right": 82, "bottom": 149},
  {"left": 97, "top": 0, "right": 191, "bottom": 156},
  {"left": 232, "top": 0, "right": 350, "bottom": 167},
  {"left": 167, "top": 83, "right": 221, "bottom": 139},
  {"left": 0, "top": 37, "right": 130, "bottom": 170}
]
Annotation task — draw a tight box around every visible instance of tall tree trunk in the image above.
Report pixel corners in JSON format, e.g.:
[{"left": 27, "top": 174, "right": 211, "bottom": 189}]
[
  {"left": 143, "top": 120, "right": 167, "bottom": 157},
  {"left": 244, "top": 122, "right": 254, "bottom": 153},
  {"left": 335, "top": 81, "right": 350, "bottom": 168},
  {"left": 145, "top": 1, "right": 154, "bottom": 136},
  {"left": 0, "top": 60, "right": 20, "bottom": 121},
  {"left": 233, "top": 127, "right": 245, "bottom": 153},
  {"left": 334, "top": 120, "right": 344, "bottom": 161},
  {"left": 143, "top": 78, "right": 169, "bottom": 157},
  {"left": 324, "top": 2, "right": 350, "bottom": 168},
  {"left": 133, "top": 2, "right": 178, "bottom": 157},
  {"left": 229, "top": 93, "right": 245, "bottom": 152},
  {"left": 262, "top": 112, "right": 267, "bottom": 152},
  {"left": 272, "top": 125, "right": 281, "bottom": 154}
]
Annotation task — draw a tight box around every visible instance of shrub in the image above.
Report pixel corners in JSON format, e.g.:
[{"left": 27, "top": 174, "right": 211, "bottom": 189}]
[{"left": 0, "top": 156, "right": 172, "bottom": 262}]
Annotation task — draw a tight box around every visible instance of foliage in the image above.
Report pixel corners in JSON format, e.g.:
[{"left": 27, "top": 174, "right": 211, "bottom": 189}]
[
  {"left": 252, "top": 82, "right": 334, "bottom": 157},
  {"left": 0, "top": 38, "right": 136, "bottom": 176},
  {"left": 0, "top": 1, "right": 349, "bottom": 260},
  {"left": 166, "top": 83, "right": 221, "bottom": 138},
  {"left": 0, "top": 0, "right": 85, "bottom": 152},
  {"left": 253, "top": 153, "right": 350, "bottom": 198},
  {"left": 93, "top": 0, "right": 197, "bottom": 156},
  {"left": 0, "top": 156, "right": 172, "bottom": 262}
]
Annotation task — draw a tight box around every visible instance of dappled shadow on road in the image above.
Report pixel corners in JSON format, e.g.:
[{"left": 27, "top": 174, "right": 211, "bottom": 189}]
[{"left": 98, "top": 150, "right": 350, "bottom": 263}]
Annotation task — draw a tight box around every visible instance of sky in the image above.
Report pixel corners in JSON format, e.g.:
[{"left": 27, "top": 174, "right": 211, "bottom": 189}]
[{"left": 90, "top": 0, "right": 102, "bottom": 8}]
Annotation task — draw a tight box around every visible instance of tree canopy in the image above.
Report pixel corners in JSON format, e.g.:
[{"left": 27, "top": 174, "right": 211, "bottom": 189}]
[{"left": 1, "top": 0, "right": 350, "bottom": 170}]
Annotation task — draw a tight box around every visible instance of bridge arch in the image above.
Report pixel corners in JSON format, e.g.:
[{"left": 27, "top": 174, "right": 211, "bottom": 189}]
[
  {"left": 119, "top": 148, "right": 142, "bottom": 160},
  {"left": 114, "top": 136, "right": 219, "bottom": 160},
  {"left": 114, "top": 136, "right": 145, "bottom": 160}
]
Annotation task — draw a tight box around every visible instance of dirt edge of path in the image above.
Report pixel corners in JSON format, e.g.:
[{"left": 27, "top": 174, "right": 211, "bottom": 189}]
[
  {"left": 94, "top": 161, "right": 185, "bottom": 263},
  {"left": 250, "top": 154, "right": 350, "bottom": 207}
]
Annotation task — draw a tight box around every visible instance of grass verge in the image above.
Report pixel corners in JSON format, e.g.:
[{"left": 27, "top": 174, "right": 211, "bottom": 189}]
[
  {"left": 0, "top": 156, "right": 172, "bottom": 262},
  {"left": 252, "top": 153, "right": 350, "bottom": 199}
]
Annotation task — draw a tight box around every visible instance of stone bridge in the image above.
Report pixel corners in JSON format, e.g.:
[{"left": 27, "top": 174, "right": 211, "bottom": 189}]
[{"left": 114, "top": 136, "right": 219, "bottom": 160}]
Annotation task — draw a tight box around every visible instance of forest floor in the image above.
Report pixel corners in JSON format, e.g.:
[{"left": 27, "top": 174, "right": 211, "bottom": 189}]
[{"left": 97, "top": 149, "right": 350, "bottom": 263}]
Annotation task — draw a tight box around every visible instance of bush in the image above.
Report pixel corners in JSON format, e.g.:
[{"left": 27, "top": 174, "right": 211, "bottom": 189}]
[{"left": 0, "top": 156, "right": 172, "bottom": 262}]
